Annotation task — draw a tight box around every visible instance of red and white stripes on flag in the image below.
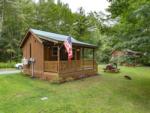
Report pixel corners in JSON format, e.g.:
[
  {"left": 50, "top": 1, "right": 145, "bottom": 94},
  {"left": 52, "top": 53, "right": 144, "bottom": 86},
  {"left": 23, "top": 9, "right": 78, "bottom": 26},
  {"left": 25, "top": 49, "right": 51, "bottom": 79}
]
[{"left": 64, "top": 36, "right": 73, "bottom": 61}]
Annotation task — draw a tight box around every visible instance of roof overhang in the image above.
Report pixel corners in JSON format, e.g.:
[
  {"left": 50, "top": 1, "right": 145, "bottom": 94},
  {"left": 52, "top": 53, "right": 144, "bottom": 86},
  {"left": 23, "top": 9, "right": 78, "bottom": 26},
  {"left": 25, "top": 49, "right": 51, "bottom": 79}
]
[
  {"left": 20, "top": 28, "right": 98, "bottom": 49},
  {"left": 20, "top": 30, "right": 43, "bottom": 48}
]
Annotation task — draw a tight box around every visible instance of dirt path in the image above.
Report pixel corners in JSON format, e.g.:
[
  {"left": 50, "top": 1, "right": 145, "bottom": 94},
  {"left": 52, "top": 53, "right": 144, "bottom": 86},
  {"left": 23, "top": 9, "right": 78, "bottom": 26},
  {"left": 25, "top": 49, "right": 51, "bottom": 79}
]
[{"left": 0, "top": 69, "right": 20, "bottom": 75}]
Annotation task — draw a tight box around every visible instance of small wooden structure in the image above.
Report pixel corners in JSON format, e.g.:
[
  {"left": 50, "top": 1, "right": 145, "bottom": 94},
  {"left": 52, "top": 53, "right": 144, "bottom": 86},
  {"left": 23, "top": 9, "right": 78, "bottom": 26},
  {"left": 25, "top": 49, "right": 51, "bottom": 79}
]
[
  {"left": 20, "top": 29, "right": 98, "bottom": 82},
  {"left": 111, "top": 49, "right": 142, "bottom": 66},
  {"left": 112, "top": 49, "right": 142, "bottom": 58}
]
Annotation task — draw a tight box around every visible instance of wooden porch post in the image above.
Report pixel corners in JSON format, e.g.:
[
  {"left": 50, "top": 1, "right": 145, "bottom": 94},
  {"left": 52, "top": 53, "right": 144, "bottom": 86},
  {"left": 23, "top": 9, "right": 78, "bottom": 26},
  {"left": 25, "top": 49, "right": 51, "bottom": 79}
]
[
  {"left": 57, "top": 46, "right": 60, "bottom": 73},
  {"left": 82, "top": 48, "right": 84, "bottom": 70},
  {"left": 93, "top": 48, "right": 95, "bottom": 69}
]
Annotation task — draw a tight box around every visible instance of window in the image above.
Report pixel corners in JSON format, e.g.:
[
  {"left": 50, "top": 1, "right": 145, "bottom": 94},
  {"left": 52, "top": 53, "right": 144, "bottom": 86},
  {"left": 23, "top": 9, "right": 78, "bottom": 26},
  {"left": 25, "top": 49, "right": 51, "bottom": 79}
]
[{"left": 52, "top": 46, "right": 58, "bottom": 56}]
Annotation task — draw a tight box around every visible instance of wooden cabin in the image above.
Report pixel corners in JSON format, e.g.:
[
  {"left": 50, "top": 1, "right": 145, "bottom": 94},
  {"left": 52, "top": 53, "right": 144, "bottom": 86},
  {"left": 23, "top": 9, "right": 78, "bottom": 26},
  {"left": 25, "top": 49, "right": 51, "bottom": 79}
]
[{"left": 20, "top": 29, "right": 98, "bottom": 82}]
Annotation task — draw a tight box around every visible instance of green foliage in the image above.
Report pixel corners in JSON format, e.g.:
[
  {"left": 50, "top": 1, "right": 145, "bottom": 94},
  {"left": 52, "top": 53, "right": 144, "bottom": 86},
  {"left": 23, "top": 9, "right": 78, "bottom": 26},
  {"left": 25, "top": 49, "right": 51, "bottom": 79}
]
[
  {"left": 0, "top": 0, "right": 101, "bottom": 62},
  {"left": 0, "top": 62, "right": 16, "bottom": 68},
  {"left": 106, "top": 0, "right": 150, "bottom": 65},
  {"left": 96, "top": 34, "right": 120, "bottom": 63},
  {"left": 0, "top": 0, "right": 149, "bottom": 65},
  {"left": 107, "top": 0, "right": 130, "bottom": 18}
]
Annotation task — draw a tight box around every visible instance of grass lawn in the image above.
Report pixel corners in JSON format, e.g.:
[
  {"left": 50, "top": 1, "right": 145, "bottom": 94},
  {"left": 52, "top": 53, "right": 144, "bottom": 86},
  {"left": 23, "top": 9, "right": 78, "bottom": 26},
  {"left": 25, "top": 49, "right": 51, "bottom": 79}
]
[{"left": 0, "top": 66, "right": 150, "bottom": 113}]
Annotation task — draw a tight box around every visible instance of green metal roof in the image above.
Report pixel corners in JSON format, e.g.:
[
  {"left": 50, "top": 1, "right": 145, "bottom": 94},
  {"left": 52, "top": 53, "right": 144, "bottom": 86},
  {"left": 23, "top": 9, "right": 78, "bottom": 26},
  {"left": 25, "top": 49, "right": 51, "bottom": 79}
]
[{"left": 30, "top": 29, "right": 97, "bottom": 48}]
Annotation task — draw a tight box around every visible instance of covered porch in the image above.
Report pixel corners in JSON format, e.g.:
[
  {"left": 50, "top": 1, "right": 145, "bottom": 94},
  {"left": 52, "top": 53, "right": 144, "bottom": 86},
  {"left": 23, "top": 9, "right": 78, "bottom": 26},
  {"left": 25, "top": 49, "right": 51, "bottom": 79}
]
[{"left": 43, "top": 42, "right": 97, "bottom": 75}]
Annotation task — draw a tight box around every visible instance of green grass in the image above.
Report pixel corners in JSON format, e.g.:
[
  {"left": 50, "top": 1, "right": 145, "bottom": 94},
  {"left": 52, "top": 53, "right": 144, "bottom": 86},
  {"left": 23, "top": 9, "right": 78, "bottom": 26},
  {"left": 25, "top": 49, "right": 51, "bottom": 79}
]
[
  {"left": 0, "top": 62, "right": 16, "bottom": 69},
  {"left": 0, "top": 66, "right": 150, "bottom": 113}
]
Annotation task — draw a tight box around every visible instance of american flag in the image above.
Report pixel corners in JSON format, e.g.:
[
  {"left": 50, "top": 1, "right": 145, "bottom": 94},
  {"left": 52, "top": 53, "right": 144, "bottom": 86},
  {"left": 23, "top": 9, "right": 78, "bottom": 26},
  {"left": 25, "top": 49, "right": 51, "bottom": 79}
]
[{"left": 64, "top": 36, "right": 73, "bottom": 61}]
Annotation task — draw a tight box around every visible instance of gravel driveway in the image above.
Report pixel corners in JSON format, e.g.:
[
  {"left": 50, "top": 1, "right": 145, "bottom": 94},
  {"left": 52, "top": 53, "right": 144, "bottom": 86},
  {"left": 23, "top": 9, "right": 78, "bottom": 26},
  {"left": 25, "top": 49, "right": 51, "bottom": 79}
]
[{"left": 0, "top": 69, "right": 21, "bottom": 75}]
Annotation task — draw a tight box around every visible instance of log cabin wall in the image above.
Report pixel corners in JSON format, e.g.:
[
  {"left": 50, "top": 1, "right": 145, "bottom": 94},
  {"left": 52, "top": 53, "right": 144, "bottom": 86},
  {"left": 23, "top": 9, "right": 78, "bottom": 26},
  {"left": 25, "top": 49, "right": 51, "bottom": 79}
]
[{"left": 22, "top": 34, "right": 44, "bottom": 78}]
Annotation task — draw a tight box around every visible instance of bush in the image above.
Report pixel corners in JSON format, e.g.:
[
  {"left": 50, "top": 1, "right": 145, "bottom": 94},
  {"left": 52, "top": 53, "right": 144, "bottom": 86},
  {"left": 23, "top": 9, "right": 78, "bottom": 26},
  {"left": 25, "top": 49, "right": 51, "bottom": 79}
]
[
  {"left": 141, "top": 55, "right": 150, "bottom": 66},
  {"left": 0, "top": 62, "right": 16, "bottom": 69},
  {"left": 96, "top": 47, "right": 112, "bottom": 64}
]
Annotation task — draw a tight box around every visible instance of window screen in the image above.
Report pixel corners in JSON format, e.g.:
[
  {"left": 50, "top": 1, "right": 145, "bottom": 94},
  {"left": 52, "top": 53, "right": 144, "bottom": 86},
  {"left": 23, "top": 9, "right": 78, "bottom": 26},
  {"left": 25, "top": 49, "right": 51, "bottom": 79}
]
[{"left": 52, "top": 46, "right": 58, "bottom": 56}]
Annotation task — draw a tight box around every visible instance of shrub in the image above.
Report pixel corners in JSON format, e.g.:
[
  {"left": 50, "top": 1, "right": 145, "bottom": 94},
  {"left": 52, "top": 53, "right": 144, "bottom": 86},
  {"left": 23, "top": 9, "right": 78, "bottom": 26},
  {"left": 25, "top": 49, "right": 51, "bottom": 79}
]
[{"left": 0, "top": 62, "right": 16, "bottom": 69}]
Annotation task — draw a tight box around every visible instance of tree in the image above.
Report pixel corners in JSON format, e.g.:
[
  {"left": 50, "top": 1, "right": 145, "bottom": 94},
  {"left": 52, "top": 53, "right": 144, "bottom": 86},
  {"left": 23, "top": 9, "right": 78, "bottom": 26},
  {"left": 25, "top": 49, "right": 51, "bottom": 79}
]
[{"left": 106, "top": 0, "right": 150, "bottom": 65}]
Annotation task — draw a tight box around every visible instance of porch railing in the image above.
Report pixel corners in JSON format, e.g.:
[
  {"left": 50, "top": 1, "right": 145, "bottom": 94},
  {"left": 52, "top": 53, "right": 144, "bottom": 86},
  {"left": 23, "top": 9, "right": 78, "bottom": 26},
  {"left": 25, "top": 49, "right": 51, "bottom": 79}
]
[
  {"left": 44, "top": 61, "right": 58, "bottom": 72},
  {"left": 44, "top": 60, "right": 97, "bottom": 73}
]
